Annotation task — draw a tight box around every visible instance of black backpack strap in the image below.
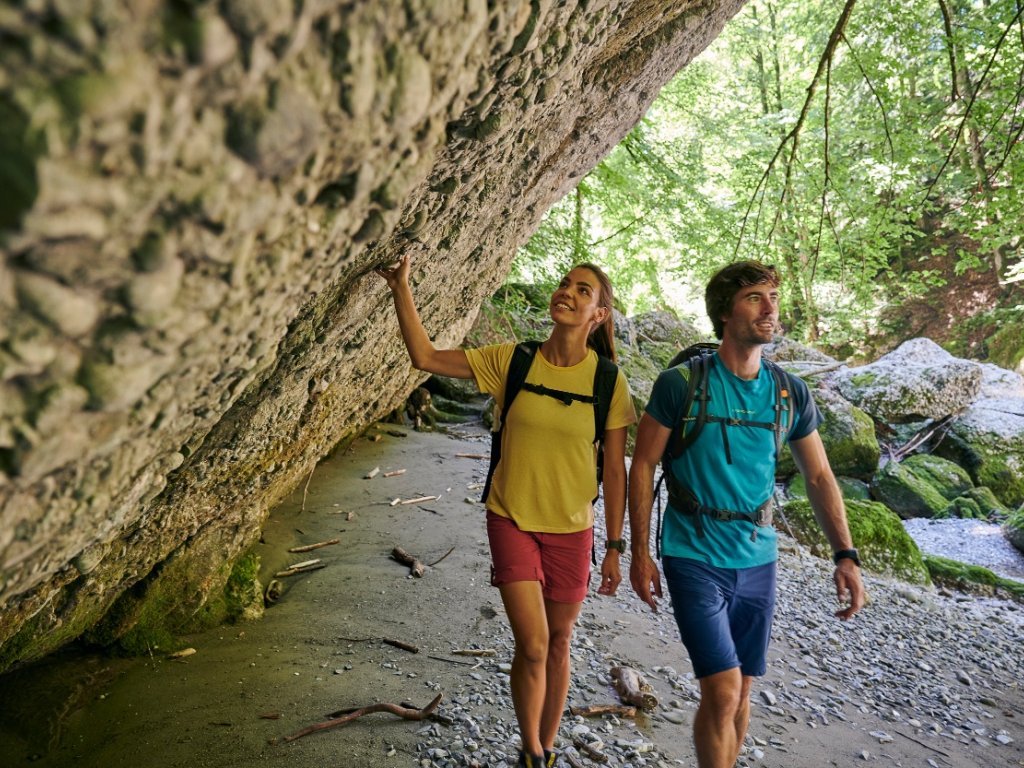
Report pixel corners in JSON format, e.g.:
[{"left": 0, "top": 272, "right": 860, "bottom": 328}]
[
  {"left": 481, "top": 340, "right": 540, "bottom": 503},
  {"left": 592, "top": 355, "right": 618, "bottom": 444},
  {"left": 666, "top": 353, "right": 711, "bottom": 460}
]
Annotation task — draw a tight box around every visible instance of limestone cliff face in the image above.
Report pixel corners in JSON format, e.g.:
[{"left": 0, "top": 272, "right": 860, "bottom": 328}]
[{"left": 0, "top": 0, "right": 744, "bottom": 670}]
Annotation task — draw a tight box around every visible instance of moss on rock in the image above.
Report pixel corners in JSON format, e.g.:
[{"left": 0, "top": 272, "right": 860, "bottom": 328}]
[
  {"left": 778, "top": 388, "right": 879, "bottom": 480},
  {"left": 870, "top": 454, "right": 974, "bottom": 519},
  {"left": 781, "top": 498, "right": 930, "bottom": 585},
  {"left": 924, "top": 555, "right": 1024, "bottom": 602},
  {"left": 787, "top": 475, "right": 870, "bottom": 501},
  {"left": 1005, "top": 504, "right": 1024, "bottom": 555}
]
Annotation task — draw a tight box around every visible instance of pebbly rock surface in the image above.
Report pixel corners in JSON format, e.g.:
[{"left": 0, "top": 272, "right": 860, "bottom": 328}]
[{"left": 0, "top": 0, "right": 747, "bottom": 671}]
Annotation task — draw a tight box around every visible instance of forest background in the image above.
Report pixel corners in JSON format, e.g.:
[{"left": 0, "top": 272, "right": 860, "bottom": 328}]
[{"left": 507, "top": 0, "right": 1023, "bottom": 365}]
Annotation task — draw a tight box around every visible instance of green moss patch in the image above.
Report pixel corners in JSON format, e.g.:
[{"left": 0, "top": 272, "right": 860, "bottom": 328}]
[
  {"left": 924, "top": 555, "right": 1024, "bottom": 602},
  {"left": 781, "top": 498, "right": 930, "bottom": 585},
  {"left": 871, "top": 454, "right": 974, "bottom": 518}
]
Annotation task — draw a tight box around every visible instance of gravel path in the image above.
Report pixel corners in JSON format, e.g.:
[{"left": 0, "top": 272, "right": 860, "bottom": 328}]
[
  {"left": 902, "top": 517, "right": 1024, "bottom": 581},
  {"left": 1, "top": 425, "right": 1021, "bottom": 768}
]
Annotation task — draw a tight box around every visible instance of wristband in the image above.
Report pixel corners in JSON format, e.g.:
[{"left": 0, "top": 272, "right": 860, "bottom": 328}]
[
  {"left": 605, "top": 539, "right": 626, "bottom": 553},
  {"left": 833, "top": 548, "right": 861, "bottom": 567}
]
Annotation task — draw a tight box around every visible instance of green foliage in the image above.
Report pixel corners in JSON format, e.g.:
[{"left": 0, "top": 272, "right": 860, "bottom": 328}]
[{"left": 512, "top": 0, "right": 1024, "bottom": 351}]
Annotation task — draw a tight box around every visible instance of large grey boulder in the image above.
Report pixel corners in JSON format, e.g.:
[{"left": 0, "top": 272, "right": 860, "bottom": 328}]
[{"left": 829, "top": 338, "right": 982, "bottom": 423}]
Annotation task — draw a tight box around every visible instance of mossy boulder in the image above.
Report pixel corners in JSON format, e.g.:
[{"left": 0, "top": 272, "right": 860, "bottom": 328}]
[
  {"left": 931, "top": 363, "right": 1024, "bottom": 508},
  {"left": 777, "top": 387, "right": 880, "bottom": 480},
  {"left": 870, "top": 454, "right": 974, "bottom": 519},
  {"left": 1005, "top": 504, "right": 1024, "bottom": 555},
  {"left": 938, "top": 486, "right": 1011, "bottom": 520},
  {"left": 780, "top": 498, "right": 930, "bottom": 585},
  {"left": 787, "top": 475, "right": 870, "bottom": 501},
  {"left": 923, "top": 555, "right": 1024, "bottom": 602}
]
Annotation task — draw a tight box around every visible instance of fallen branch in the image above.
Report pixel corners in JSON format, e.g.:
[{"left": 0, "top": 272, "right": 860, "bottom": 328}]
[
  {"left": 894, "top": 729, "right": 950, "bottom": 756},
  {"left": 383, "top": 469, "right": 407, "bottom": 478},
  {"left": 611, "top": 666, "right": 659, "bottom": 711},
  {"left": 455, "top": 453, "right": 488, "bottom": 460},
  {"left": 451, "top": 648, "right": 496, "bottom": 657},
  {"left": 399, "top": 495, "right": 439, "bottom": 505},
  {"left": 391, "top": 546, "right": 425, "bottom": 577},
  {"left": 301, "top": 466, "right": 316, "bottom": 511},
  {"left": 383, "top": 638, "right": 419, "bottom": 653},
  {"left": 288, "top": 538, "right": 340, "bottom": 554},
  {"left": 364, "top": 466, "right": 380, "bottom": 479},
  {"left": 789, "top": 360, "right": 848, "bottom": 377},
  {"left": 427, "top": 655, "right": 478, "bottom": 666},
  {"left": 275, "top": 559, "right": 326, "bottom": 578},
  {"left": 569, "top": 704, "right": 637, "bottom": 718},
  {"left": 427, "top": 546, "right": 456, "bottom": 567},
  {"left": 338, "top": 636, "right": 418, "bottom": 653},
  {"left": 562, "top": 747, "right": 587, "bottom": 768},
  {"left": 272, "top": 693, "right": 443, "bottom": 744}
]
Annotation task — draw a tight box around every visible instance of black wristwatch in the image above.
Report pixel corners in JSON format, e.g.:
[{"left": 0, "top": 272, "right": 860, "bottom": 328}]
[
  {"left": 605, "top": 539, "right": 626, "bottom": 553},
  {"left": 833, "top": 548, "right": 861, "bottom": 567}
]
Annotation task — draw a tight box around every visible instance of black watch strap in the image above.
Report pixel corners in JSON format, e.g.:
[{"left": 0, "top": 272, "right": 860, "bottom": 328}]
[
  {"left": 605, "top": 539, "right": 626, "bottom": 553},
  {"left": 833, "top": 548, "right": 861, "bottom": 567}
]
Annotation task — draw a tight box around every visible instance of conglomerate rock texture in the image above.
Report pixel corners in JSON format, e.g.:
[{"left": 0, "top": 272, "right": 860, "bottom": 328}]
[{"left": 0, "top": 1, "right": 745, "bottom": 670}]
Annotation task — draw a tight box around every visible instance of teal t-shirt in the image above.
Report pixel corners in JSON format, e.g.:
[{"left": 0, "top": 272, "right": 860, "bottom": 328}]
[{"left": 645, "top": 353, "right": 822, "bottom": 568}]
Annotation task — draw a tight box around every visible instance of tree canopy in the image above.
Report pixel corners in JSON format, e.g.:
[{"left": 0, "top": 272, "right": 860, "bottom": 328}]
[{"left": 511, "top": 0, "right": 1024, "bottom": 357}]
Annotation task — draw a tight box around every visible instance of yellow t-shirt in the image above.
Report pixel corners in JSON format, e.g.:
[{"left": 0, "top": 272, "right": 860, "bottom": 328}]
[{"left": 466, "top": 343, "right": 637, "bottom": 533}]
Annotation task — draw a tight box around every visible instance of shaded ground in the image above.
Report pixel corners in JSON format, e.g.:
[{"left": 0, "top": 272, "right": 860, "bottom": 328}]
[{"left": 0, "top": 424, "right": 1022, "bottom": 768}]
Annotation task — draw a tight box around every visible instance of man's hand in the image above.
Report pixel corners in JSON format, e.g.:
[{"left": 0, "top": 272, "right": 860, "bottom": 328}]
[
  {"left": 629, "top": 554, "right": 663, "bottom": 612},
  {"left": 834, "top": 559, "right": 866, "bottom": 620},
  {"left": 598, "top": 552, "right": 621, "bottom": 596}
]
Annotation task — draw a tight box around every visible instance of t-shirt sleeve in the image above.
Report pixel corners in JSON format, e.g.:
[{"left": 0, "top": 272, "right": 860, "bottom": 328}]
[
  {"left": 606, "top": 369, "right": 638, "bottom": 430},
  {"left": 465, "top": 343, "right": 515, "bottom": 398},
  {"left": 644, "top": 367, "right": 689, "bottom": 429},
  {"left": 787, "top": 374, "right": 824, "bottom": 442}
]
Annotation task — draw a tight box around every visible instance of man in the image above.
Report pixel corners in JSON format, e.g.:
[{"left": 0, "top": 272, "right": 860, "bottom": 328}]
[{"left": 628, "top": 261, "right": 865, "bottom": 768}]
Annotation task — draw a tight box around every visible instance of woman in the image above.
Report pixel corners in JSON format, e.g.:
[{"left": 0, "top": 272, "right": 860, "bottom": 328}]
[{"left": 376, "top": 255, "right": 636, "bottom": 768}]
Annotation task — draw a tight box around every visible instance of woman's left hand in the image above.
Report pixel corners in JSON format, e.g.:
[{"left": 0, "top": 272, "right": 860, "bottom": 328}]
[{"left": 598, "top": 553, "right": 621, "bottom": 596}]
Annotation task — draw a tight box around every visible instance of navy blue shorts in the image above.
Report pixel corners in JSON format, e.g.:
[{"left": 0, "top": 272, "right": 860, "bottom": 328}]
[{"left": 663, "top": 557, "right": 777, "bottom": 679}]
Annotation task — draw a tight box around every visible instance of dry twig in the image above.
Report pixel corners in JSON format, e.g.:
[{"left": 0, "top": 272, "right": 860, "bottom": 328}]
[
  {"left": 288, "top": 538, "right": 340, "bottom": 554},
  {"left": 272, "top": 693, "right": 442, "bottom": 744}
]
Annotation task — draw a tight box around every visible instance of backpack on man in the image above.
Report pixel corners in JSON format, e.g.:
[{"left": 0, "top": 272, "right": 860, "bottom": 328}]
[{"left": 655, "top": 342, "right": 796, "bottom": 547}]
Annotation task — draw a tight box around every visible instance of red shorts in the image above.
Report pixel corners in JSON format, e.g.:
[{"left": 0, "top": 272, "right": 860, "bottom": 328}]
[{"left": 486, "top": 510, "right": 593, "bottom": 604}]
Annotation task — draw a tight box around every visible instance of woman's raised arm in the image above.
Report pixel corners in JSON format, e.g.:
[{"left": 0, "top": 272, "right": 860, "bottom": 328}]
[{"left": 376, "top": 256, "right": 474, "bottom": 380}]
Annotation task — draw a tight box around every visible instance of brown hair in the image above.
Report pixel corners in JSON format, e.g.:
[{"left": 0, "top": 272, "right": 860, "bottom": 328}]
[
  {"left": 574, "top": 262, "right": 617, "bottom": 363},
  {"left": 705, "top": 261, "right": 780, "bottom": 339}
]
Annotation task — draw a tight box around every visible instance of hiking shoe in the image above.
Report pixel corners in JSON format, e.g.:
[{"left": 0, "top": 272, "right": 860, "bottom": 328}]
[
  {"left": 543, "top": 748, "right": 558, "bottom": 767},
  {"left": 517, "top": 750, "right": 548, "bottom": 768}
]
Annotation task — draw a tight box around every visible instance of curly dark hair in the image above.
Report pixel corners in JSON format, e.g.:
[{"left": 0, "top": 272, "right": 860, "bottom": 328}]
[{"left": 705, "top": 261, "right": 780, "bottom": 339}]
